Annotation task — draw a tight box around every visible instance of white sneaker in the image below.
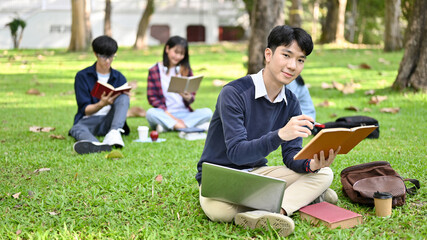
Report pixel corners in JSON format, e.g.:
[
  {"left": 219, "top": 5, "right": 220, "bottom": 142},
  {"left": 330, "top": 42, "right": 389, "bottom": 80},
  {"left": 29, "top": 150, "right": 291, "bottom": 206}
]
[
  {"left": 73, "top": 140, "right": 112, "bottom": 154},
  {"left": 312, "top": 188, "right": 338, "bottom": 205},
  {"left": 234, "top": 210, "right": 294, "bottom": 237},
  {"left": 156, "top": 124, "right": 165, "bottom": 133},
  {"left": 103, "top": 129, "right": 125, "bottom": 148},
  {"left": 195, "top": 122, "right": 210, "bottom": 131}
]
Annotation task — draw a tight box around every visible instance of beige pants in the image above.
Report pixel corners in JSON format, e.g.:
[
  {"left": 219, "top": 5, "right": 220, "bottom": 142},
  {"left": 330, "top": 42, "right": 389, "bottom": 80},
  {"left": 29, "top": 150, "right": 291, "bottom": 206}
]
[{"left": 199, "top": 166, "right": 333, "bottom": 222}]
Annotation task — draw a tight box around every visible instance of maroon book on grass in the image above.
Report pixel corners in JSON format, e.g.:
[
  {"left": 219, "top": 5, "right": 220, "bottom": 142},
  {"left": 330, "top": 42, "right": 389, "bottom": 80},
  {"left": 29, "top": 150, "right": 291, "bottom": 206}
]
[
  {"left": 299, "top": 202, "right": 363, "bottom": 229},
  {"left": 90, "top": 81, "right": 131, "bottom": 99}
]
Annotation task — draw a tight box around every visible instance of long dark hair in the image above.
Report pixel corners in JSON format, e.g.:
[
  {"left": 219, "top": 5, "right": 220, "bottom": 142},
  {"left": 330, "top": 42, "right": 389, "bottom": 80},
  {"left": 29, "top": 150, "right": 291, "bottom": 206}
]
[{"left": 162, "top": 36, "right": 191, "bottom": 76}]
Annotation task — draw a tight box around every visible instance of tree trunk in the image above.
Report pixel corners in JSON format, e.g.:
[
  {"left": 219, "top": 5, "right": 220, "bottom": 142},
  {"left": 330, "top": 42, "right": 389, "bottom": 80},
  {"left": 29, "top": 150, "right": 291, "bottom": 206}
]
[
  {"left": 84, "top": 0, "right": 92, "bottom": 46},
  {"left": 311, "top": 0, "right": 320, "bottom": 42},
  {"left": 392, "top": 0, "right": 427, "bottom": 91},
  {"left": 348, "top": 0, "right": 357, "bottom": 42},
  {"left": 320, "top": 0, "right": 338, "bottom": 43},
  {"left": 68, "top": 0, "right": 88, "bottom": 51},
  {"left": 384, "top": 0, "right": 402, "bottom": 52},
  {"left": 335, "top": 0, "right": 347, "bottom": 43},
  {"left": 289, "top": 0, "right": 302, "bottom": 28},
  {"left": 320, "top": 0, "right": 347, "bottom": 44},
  {"left": 134, "top": 0, "right": 155, "bottom": 50},
  {"left": 247, "top": 0, "right": 285, "bottom": 74},
  {"left": 104, "top": 0, "right": 112, "bottom": 37}
]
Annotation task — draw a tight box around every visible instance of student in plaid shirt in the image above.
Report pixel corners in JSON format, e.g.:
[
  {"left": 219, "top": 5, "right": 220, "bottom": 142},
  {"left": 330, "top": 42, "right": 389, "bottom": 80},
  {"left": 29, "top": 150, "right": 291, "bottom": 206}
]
[{"left": 146, "top": 36, "right": 212, "bottom": 132}]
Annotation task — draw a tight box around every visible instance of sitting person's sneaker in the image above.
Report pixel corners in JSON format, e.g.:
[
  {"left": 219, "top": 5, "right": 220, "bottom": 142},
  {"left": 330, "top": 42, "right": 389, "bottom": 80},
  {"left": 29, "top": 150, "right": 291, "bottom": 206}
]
[
  {"left": 195, "top": 122, "right": 210, "bottom": 131},
  {"left": 103, "top": 129, "right": 125, "bottom": 148},
  {"left": 156, "top": 124, "right": 165, "bottom": 133},
  {"left": 312, "top": 188, "right": 338, "bottom": 205},
  {"left": 234, "top": 210, "right": 294, "bottom": 237},
  {"left": 73, "top": 140, "right": 112, "bottom": 154}
]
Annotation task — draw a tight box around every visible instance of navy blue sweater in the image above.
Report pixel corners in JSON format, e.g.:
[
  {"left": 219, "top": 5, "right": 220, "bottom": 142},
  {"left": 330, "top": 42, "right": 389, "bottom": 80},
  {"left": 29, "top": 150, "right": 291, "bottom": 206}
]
[
  {"left": 196, "top": 75, "right": 309, "bottom": 184},
  {"left": 71, "top": 63, "right": 127, "bottom": 125}
]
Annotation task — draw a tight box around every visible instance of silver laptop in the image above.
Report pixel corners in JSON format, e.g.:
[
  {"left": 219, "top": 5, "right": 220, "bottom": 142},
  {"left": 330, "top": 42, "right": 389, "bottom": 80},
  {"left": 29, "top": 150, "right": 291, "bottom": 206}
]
[{"left": 201, "top": 162, "right": 286, "bottom": 213}]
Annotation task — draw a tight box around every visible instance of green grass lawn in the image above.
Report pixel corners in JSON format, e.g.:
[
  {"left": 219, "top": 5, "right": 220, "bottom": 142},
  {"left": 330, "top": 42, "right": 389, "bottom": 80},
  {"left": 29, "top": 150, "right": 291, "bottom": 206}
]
[{"left": 0, "top": 42, "right": 426, "bottom": 239}]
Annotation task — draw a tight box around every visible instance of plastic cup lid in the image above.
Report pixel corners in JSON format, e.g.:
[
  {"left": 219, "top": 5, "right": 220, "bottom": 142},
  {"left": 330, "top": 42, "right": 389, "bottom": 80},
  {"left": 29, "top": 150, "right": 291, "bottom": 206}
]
[{"left": 373, "top": 191, "right": 393, "bottom": 199}]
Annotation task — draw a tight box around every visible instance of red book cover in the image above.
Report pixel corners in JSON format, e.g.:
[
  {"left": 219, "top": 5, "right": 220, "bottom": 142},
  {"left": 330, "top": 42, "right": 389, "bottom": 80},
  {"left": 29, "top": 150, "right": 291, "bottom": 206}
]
[
  {"left": 299, "top": 202, "right": 362, "bottom": 229},
  {"left": 90, "top": 81, "right": 131, "bottom": 99}
]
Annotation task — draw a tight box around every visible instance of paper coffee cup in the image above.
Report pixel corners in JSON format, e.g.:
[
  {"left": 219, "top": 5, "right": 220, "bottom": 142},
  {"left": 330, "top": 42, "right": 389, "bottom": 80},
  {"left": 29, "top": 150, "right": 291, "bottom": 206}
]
[
  {"left": 137, "top": 126, "right": 149, "bottom": 141},
  {"left": 373, "top": 191, "right": 392, "bottom": 217}
]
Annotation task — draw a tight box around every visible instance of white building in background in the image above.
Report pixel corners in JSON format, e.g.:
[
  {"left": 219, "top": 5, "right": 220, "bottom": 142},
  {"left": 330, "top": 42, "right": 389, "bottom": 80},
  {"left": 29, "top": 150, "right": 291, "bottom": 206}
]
[{"left": 0, "top": 0, "right": 249, "bottom": 49}]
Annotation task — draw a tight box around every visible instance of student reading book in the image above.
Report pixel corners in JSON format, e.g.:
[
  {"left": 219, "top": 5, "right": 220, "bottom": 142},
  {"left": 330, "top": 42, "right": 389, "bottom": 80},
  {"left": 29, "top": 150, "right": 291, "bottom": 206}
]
[
  {"left": 167, "top": 75, "right": 203, "bottom": 93},
  {"left": 145, "top": 36, "right": 212, "bottom": 132},
  {"left": 69, "top": 35, "right": 130, "bottom": 154},
  {"left": 91, "top": 81, "right": 131, "bottom": 99},
  {"left": 196, "top": 25, "right": 341, "bottom": 238},
  {"left": 294, "top": 125, "right": 377, "bottom": 160}
]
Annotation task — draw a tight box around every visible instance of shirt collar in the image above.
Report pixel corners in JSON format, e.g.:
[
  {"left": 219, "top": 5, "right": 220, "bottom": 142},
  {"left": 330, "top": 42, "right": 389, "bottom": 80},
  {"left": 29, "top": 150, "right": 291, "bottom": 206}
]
[{"left": 251, "top": 69, "right": 287, "bottom": 104}]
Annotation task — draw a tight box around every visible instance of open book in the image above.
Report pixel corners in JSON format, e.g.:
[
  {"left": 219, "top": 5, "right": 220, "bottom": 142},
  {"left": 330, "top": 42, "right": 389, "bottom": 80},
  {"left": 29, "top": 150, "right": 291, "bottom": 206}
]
[
  {"left": 90, "top": 81, "right": 131, "bottom": 99},
  {"left": 167, "top": 75, "right": 203, "bottom": 93},
  {"left": 294, "top": 125, "right": 378, "bottom": 160}
]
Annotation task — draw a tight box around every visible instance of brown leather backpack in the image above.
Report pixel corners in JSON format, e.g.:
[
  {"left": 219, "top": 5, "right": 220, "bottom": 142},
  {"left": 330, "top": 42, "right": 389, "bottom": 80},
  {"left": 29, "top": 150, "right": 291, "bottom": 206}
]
[{"left": 340, "top": 161, "right": 419, "bottom": 207}]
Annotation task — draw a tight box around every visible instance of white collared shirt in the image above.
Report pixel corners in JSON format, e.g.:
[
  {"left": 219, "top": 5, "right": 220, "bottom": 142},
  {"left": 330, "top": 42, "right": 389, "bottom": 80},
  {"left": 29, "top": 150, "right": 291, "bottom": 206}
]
[
  {"left": 250, "top": 69, "right": 287, "bottom": 104},
  {"left": 158, "top": 62, "right": 187, "bottom": 113}
]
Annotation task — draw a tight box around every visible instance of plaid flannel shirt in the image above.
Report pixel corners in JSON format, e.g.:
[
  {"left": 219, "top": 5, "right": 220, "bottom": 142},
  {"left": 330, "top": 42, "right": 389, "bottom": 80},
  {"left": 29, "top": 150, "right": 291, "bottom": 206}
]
[{"left": 147, "top": 63, "right": 195, "bottom": 111}]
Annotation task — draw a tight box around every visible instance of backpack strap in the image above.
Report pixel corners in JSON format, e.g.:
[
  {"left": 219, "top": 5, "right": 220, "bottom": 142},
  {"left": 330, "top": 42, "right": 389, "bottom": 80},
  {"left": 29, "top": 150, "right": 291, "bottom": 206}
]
[{"left": 403, "top": 178, "right": 420, "bottom": 195}]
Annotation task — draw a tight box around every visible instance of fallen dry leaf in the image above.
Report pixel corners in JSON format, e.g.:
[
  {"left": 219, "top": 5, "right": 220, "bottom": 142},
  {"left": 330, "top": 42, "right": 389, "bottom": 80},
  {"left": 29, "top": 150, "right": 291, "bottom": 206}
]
[
  {"left": 369, "top": 95, "right": 388, "bottom": 105},
  {"left": 127, "top": 106, "right": 146, "bottom": 117},
  {"left": 321, "top": 82, "right": 333, "bottom": 89},
  {"left": 342, "top": 85, "right": 355, "bottom": 94},
  {"left": 155, "top": 174, "right": 163, "bottom": 183},
  {"left": 359, "top": 63, "right": 372, "bottom": 69},
  {"left": 41, "top": 127, "right": 55, "bottom": 132},
  {"left": 29, "top": 126, "right": 55, "bottom": 132},
  {"left": 377, "top": 79, "right": 388, "bottom": 86},
  {"left": 380, "top": 107, "right": 400, "bottom": 114},
  {"left": 329, "top": 113, "right": 338, "bottom": 118},
  {"left": 345, "top": 106, "right": 359, "bottom": 111},
  {"left": 16, "top": 229, "right": 22, "bottom": 235},
  {"left": 347, "top": 64, "right": 359, "bottom": 69},
  {"left": 316, "top": 100, "right": 335, "bottom": 107},
  {"left": 12, "top": 192, "right": 21, "bottom": 199},
  {"left": 212, "top": 79, "right": 227, "bottom": 87},
  {"left": 49, "top": 211, "right": 60, "bottom": 216},
  {"left": 362, "top": 107, "right": 372, "bottom": 112},
  {"left": 34, "top": 168, "right": 51, "bottom": 173},
  {"left": 378, "top": 58, "right": 390, "bottom": 65},
  {"left": 332, "top": 81, "right": 344, "bottom": 91},
  {"left": 50, "top": 134, "right": 65, "bottom": 140},
  {"left": 365, "top": 89, "right": 375, "bottom": 95},
  {"left": 26, "top": 88, "right": 45, "bottom": 96},
  {"left": 29, "top": 126, "right": 42, "bottom": 132}
]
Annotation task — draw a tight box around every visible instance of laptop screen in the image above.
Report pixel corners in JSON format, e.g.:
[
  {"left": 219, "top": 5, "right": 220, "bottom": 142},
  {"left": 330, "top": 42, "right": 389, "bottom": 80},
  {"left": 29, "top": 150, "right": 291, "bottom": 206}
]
[{"left": 201, "top": 162, "right": 286, "bottom": 213}]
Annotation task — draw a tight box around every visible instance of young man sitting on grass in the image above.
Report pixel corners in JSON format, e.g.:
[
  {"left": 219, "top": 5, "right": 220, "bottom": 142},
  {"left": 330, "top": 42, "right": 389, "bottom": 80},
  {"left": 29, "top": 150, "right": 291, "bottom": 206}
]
[
  {"left": 69, "top": 35, "right": 130, "bottom": 154},
  {"left": 195, "top": 25, "right": 341, "bottom": 237}
]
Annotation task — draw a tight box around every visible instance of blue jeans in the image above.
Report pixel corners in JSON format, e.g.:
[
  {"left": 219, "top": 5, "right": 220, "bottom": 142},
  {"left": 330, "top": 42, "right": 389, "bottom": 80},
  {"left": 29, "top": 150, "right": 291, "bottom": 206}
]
[
  {"left": 69, "top": 94, "right": 129, "bottom": 142},
  {"left": 146, "top": 108, "right": 213, "bottom": 130}
]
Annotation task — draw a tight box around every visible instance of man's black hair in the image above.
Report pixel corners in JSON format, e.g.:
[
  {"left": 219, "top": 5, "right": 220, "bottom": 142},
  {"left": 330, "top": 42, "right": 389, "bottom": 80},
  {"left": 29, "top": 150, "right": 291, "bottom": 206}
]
[
  {"left": 92, "top": 35, "right": 118, "bottom": 56},
  {"left": 267, "top": 25, "right": 313, "bottom": 56}
]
